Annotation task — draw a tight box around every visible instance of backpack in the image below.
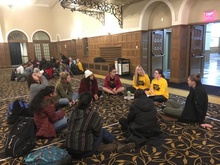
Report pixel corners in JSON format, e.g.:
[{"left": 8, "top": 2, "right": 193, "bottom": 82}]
[
  {"left": 10, "top": 69, "right": 17, "bottom": 81},
  {"left": 24, "top": 146, "right": 69, "bottom": 165},
  {"left": 5, "top": 117, "right": 36, "bottom": 157},
  {"left": 6, "top": 99, "right": 33, "bottom": 124}
]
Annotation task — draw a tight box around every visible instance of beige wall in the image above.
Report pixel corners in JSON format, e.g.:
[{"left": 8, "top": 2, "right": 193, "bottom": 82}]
[
  {"left": 0, "top": 0, "right": 220, "bottom": 42},
  {"left": 189, "top": 0, "right": 220, "bottom": 24}
]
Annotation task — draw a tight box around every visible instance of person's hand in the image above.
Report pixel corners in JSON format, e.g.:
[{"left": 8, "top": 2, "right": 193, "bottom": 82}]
[
  {"left": 112, "top": 88, "right": 117, "bottom": 94},
  {"left": 201, "top": 123, "right": 213, "bottom": 129},
  {"left": 94, "top": 94, "right": 98, "bottom": 100}
]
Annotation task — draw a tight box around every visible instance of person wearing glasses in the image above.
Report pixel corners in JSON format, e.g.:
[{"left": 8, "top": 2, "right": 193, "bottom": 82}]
[
  {"left": 147, "top": 69, "right": 169, "bottom": 104},
  {"left": 127, "top": 65, "right": 150, "bottom": 93},
  {"left": 78, "top": 70, "right": 102, "bottom": 100},
  {"left": 103, "top": 66, "right": 125, "bottom": 95}
]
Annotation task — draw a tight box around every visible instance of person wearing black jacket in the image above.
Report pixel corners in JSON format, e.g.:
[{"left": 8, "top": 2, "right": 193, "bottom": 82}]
[
  {"left": 163, "top": 73, "right": 212, "bottom": 129},
  {"left": 119, "top": 89, "right": 161, "bottom": 146}
]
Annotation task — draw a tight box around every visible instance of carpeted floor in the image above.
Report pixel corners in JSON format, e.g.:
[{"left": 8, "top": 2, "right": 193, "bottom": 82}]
[{"left": 0, "top": 68, "right": 220, "bottom": 165}]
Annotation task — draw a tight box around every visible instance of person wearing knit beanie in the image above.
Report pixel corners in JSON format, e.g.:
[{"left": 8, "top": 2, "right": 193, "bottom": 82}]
[{"left": 78, "top": 70, "right": 102, "bottom": 100}]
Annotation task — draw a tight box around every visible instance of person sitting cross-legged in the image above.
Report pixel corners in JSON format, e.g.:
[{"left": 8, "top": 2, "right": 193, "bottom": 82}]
[
  {"left": 119, "top": 89, "right": 162, "bottom": 147},
  {"left": 103, "top": 66, "right": 125, "bottom": 95},
  {"left": 65, "top": 92, "right": 135, "bottom": 159},
  {"left": 78, "top": 70, "right": 102, "bottom": 101}
]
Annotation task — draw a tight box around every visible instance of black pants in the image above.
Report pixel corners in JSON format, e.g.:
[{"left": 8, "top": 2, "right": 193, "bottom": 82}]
[
  {"left": 149, "top": 95, "right": 167, "bottom": 103},
  {"left": 126, "top": 87, "right": 149, "bottom": 94},
  {"left": 119, "top": 117, "right": 129, "bottom": 132}
]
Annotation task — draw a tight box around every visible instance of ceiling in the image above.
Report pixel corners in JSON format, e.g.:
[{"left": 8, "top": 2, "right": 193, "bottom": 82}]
[{"left": 33, "top": 0, "right": 144, "bottom": 8}]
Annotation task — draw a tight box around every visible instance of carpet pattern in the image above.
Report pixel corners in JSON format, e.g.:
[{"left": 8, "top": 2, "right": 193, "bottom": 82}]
[{"left": 0, "top": 69, "right": 220, "bottom": 165}]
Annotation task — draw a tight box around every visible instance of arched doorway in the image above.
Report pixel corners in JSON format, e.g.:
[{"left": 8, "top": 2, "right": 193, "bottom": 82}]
[
  {"left": 140, "top": 1, "right": 173, "bottom": 79},
  {"left": 8, "top": 30, "right": 28, "bottom": 66},
  {"left": 33, "top": 31, "right": 51, "bottom": 61}
]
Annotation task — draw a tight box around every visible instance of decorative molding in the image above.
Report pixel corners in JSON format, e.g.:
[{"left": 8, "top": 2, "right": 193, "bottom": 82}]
[{"left": 60, "top": 0, "right": 123, "bottom": 28}]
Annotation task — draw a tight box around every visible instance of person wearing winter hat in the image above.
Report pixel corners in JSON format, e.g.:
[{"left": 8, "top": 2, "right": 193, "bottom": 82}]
[{"left": 78, "top": 70, "right": 102, "bottom": 101}]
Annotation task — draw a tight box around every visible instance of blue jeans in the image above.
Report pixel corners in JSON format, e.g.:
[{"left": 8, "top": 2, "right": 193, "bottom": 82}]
[
  {"left": 54, "top": 116, "right": 68, "bottom": 132},
  {"left": 59, "top": 92, "right": 79, "bottom": 105}
]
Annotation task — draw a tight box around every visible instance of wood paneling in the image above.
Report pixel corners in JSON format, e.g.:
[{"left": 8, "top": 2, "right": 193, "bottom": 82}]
[{"left": 170, "top": 25, "right": 190, "bottom": 83}]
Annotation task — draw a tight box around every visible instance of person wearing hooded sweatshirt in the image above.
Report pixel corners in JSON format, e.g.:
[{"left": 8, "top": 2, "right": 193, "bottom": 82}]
[{"left": 119, "top": 89, "right": 161, "bottom": 146}]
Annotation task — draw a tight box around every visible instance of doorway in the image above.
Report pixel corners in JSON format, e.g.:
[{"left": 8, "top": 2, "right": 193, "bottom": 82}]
[
  {"left": 203, "top": 23, "right": 220, "bottom": 86},
  {"left": 150, "top": 29, "right": 171, "bottom": 79}
]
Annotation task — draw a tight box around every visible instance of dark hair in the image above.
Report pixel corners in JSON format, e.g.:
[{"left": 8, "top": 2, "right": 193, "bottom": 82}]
[
  {"left": 27, "top": 72, "right": 38, "bottom": 89},
  {"left": 30, "top": 86, "right": 55, "bottom": 114},
  {"left": 134, "top": 89, "right": 146, "bottom": 99},
  {"left": 109, "top": 66, "right": 115, "bottom": 73},
  {"left": 77, "top": 92, "right": 93, "bottom": 109},
  {"left": 155, "top": 69, "right": 165, "bottom": 78},
  {"left": 189, "top": 73, "right": 202, "bottom": 85}
]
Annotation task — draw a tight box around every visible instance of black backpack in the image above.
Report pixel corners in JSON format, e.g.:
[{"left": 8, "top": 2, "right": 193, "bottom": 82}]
[
  {"left": 5, "top": 117, "right": 36, "bottom": 157},
  {"left": 6, "top": 99, "right": 33, "bottom": 124},
  {"left": 10, "top": 69, "right": 17, "bottom": 81}
]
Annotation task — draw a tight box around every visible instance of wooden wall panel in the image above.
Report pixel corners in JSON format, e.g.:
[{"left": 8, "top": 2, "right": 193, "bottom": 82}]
[
  {"left": 170, "top": 25, "right": 190, "bottom": 83},
  {"left": 0, "top": 43, "right": 11, "bottom": 68}
]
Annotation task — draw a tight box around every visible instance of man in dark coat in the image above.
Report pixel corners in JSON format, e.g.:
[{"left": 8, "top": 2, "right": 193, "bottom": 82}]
[{"left": 119, "top": 89, "right": 161, "bottom": 146}]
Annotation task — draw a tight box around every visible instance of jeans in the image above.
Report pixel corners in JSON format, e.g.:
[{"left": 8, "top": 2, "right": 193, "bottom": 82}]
[
  {"left": 54, "top": 116, "right": 68, "bottom": 132},
  {"left": 67, "top": 128, "right": 116, "bottom": 158},
  {"left": 59, "top": 92, "right": 79, "bottom": 105}
]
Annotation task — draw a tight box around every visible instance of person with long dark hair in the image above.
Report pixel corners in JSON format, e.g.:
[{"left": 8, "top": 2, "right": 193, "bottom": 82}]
[
  {"left": 27, "top": 68, "right": 49, "bottom": 103},
  {"left": 78, "top": 70, "right": 102, "bottom": 100},
  {"left": 147, "top": 69, "right": 169, "bottom": 104},
  {"left": 30, "top": 86, "right": 67, "bottom": 138},
  {"left": 163, "top": 74, "right": 213, "bottom": 128},
  {"left": 65, "top": 92, "right": 135, "bottom": 158},
  {"left": 103, "top": 67, "right": 125, "bottom": 95}
]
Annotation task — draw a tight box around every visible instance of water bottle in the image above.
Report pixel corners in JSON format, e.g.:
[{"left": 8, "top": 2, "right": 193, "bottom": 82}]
[{"left": 127, "top": 91, "right": 131, "bottom": 100}]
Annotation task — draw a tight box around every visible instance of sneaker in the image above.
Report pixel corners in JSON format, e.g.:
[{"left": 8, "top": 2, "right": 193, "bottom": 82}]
[{"left": 117, "top": 142, "right": 135, "bottom": 153}]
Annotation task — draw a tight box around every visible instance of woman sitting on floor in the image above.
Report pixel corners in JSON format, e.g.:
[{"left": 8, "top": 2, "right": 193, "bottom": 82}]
[
  {"left": 27, "top": 68, "right": 49, "bottom": 103},
  {"left": 119, "top": 89, "right": 161, "bottom": 146},
  {"left": 127, "top": 65, "right": 150, "bottom": 93},
  {"left": 146, "top": 68, "right": 169, "bottom": 104},
  {"left": 55, "top": 72, "right": 78, "bottom": 106},
  {"left": 78, "top": 70, "right": 102, "bottom": 100},
  {"left": 30, "top": 86, "right": 67, "bottom": 138},
  {"left": 163, "top": 73, "right": 213, "bottom": 129},
  {"left": 65, "top": 92, "right": 135, "bottom": 159},
  {"left": 103, "top": 66, "right": 125, "bottom": 95}
]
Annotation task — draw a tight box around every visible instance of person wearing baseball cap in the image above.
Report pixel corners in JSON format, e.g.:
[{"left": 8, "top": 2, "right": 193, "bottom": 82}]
[{"left": 78, "top": 70, "right": 102, "bottom": 101}]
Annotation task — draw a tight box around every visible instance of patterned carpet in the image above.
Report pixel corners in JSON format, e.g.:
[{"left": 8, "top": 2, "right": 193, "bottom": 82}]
[{"left": 0, "top": 68, "right": 220, "bottom": 165}]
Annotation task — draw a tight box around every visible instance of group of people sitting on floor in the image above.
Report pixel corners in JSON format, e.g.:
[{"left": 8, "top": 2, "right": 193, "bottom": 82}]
[
  {"left": 25, "top": 63, "right": 212, "bottom": 159},
  {"left": 12, "top": 54, "right": 84, "bottom": 82}
]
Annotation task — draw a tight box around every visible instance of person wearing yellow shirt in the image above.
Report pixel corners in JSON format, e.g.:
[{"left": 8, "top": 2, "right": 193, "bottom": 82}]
[
  {"left": 127, "top": 66, "right": 150, "bottom": 93},
  {"left": 76, "top": 58, "right": 84, "bottom": 74},
  {"left": 147, "top": 69, "right": 169, "bottom": 104}
]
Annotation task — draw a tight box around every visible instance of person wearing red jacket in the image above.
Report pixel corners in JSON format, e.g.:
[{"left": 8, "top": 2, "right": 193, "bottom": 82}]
[
  {"left": 78, "top": 70, "right": 102, "bottom": 100},
  {"left": 103, "top": 67, "right": 125, "bottom": 95},
  {"left": 29, "top": 86, "right": 67, "bottom": 138}
]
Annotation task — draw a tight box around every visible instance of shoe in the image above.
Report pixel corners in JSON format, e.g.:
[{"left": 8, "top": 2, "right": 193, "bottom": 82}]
[
  {"left": 117, "top": 142, "right": 135, "bottom": 153},
  {"left": 97, "top": 143, "right": 117, "bottom": 152},
  {"left": 162, "top": 115, "right": 178, "bottom": 122}
]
